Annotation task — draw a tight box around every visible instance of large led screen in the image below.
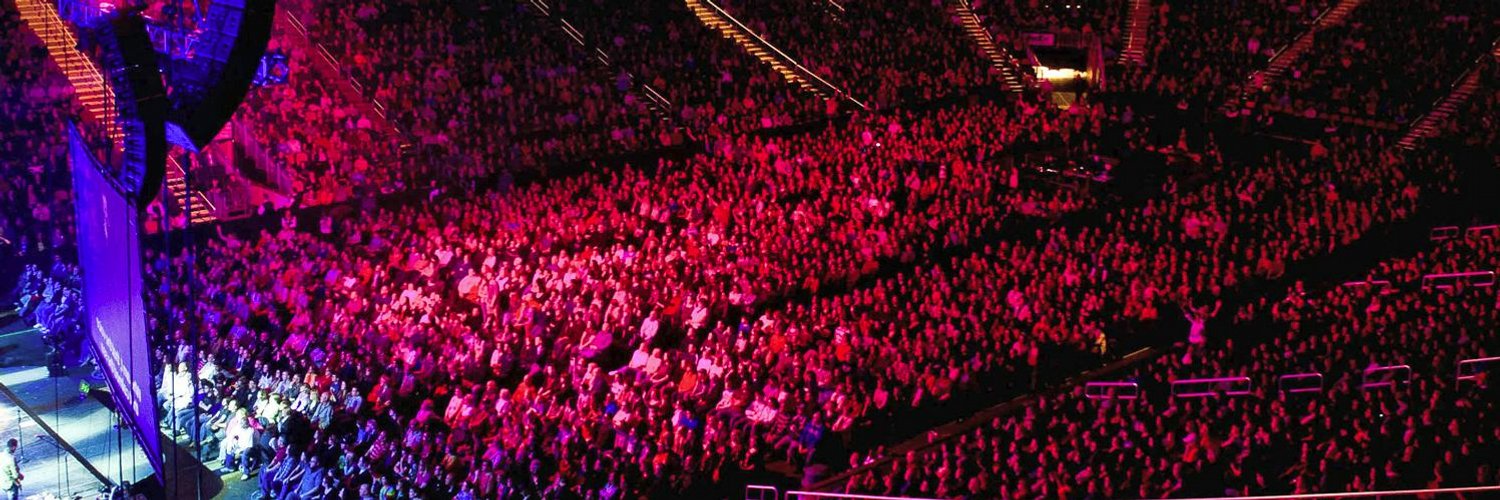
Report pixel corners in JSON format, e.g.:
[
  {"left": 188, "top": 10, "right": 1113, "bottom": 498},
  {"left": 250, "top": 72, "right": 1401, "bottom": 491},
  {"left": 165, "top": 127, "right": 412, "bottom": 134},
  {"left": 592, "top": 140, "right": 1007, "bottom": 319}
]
[{"left": 68, "top": 124, "right": 164, "bottom": 478}]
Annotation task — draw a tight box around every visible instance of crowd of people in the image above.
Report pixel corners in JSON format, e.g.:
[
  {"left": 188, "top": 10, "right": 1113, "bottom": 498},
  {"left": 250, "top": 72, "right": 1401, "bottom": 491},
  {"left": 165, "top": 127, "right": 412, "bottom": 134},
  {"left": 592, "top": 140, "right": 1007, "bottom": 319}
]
[
  {"left": 1115, "top": 0, "right": 1329, "bottom": 110},
  {"left": 0, "top": 7, "right": 77, "bottom": 259},
  {"left": 549, "top": 0, "right": 836, "bottom": 135},
  {"left": 3, "top": 0, "right": 1497, "bottom": 497},
  {"left": 293, "top": 0, "right": 668, "bottom": 176},
  {"left": 7, "top": 260, "right": 87, "bottom": 377},
  {"left": 975, "top": 0, "right": 1127, "bottom": 55},
  {"left": 143, "top": 106, "right": 1478, "bottom": 499},
  {"left": 1263, "top": 0, "right": 1499, "bottom": 124},
  {"left": 139, "top": 60, "right": 1478, "bottom": 497},
  {"left": 145, "top": 93, "right": 1112, "bottom": 498},
  {"left": 235, "top": 27, "right": 406, "bottom": 206},
  {"left": 837, "top": 204, "right": 1499, "bottom": 498},
  {"left": 716, "top": 0, "right": 1001, "bottom": 108},
  {"left": 1437, "top": 63, "right": 1498, "bottom": 154}
]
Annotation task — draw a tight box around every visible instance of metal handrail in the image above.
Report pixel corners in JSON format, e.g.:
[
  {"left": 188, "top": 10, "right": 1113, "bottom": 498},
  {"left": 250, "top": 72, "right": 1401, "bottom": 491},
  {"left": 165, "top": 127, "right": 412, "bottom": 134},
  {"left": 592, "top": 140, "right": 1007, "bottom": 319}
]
[
  {"left": 787, "top": 492, "right": 942, "bottom": 500},
  {"left": 231, "top": 117, "right": 291, "bottom": 193},
  {"left": 1165, "top": 484, "right": 1500, "bottom": 500},
  {"left": 167, "top": 156, "right": 216, "bottom": 214},
  {"left": 745, "top": 485, "right": 780, "bottom": 500}
]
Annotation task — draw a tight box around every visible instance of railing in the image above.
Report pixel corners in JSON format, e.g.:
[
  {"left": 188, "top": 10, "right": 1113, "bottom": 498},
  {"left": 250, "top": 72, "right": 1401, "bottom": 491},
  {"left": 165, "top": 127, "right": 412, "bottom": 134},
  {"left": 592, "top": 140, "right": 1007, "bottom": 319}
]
[
  {"left": 230, "top": 118, "right": 292, "bottom": 193},
  {"left": 1170, "top": 376, "right": 1253, "bottom": 398},
  {"left": 1457, "top": 356, "right": 1499, "bottom": 383},
  {"left": 1263, "top": 0, "right": 1341, "bottom": 65},
  {"left": 1428, "top": 223, "right": 1497, "bottom": 241},
  {"left": 168, "top": 156, "right": 217, "bottom": 216},
  {"left": 764, "top": 486, "right": 1500, "bottom": 500},
  {"left": 1084, "top": 381, "right": 1140, "bottom": 399},
  {"left": 1277, "top": 372, "right": 1324, "bottom": 394},
  {"left": 695, "top": 0, "right": 865, "bottom": 108},
  {"left": 1069, "top": 354, "right": 1500, "bottom": 399},
  {"left": 786, "top": 492, "right": 942, "bottom": 500},
  {"left": 1420, "top": 271, "right": 1496, "bottom": 289},
  {"left": 1469, "top": 225, "right": 1499, "bottom": 239},
  {"left": 1430, "top": 225, "right": 1461, "bottom": 240},
  {"left": 746, "top": 485, "right": 779, "bottom": 500},
  {"left": 950, "top": 0, "right": 1027, "bottom": 93},
  {"left": 1049, "top": 31, "right": 1094, "bottom": 50},
  {"left": 1340, "top": 279, "right": 1393, "bottom": 293},
  {"left": 15, "top": 0, "right": 121, "bottom": 142},
  {"left": 1119, "top": 0, "right": 1151, "bottom": 64},
  {"left": 1171, "top": 485, "right": 1500, "bottom": 499},
  {"left": 1361, "top": 364, "right": 1412, "bottom": 390}
]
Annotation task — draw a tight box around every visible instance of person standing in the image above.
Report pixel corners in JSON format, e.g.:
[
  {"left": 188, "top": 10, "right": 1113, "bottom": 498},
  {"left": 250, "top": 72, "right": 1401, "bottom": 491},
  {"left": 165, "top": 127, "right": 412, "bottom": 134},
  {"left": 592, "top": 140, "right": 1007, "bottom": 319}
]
[{"left": 0, "top": 438, "right": 20, "bottom": 500}]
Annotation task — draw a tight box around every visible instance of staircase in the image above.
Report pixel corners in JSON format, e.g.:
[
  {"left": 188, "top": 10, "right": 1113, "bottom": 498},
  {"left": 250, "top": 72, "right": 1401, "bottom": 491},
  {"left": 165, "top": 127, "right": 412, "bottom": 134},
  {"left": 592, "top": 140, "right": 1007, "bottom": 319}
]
[
  {"left": 166, "top": 156, "right": 216, "bottom": 224},
  {"left": 281, "top": 11, "right": 412, "bottom": 154},
  {"left": 686, "top": 0, "right": 864, "bottom": 107},
  {"left": 949, "top": 0, "right": 1026, "bottom": 93},
  {"left": 1235, "top": 0, "right": 1365, "bottom": 105},
  {"left": 1120, "top": 0, "right": 1151, "bottom": 65},
  {"left": 522, "top": 0, "right": 681, "bottom": 128},
  {"left": 1396, "top": 40, "right": 1500, "bottom": 150},
  {"left": 14, "top": 0, "right": 216, "bottom": 223},
  {"left": 14, "top": 0, "right": 119, "bottom": 142}
]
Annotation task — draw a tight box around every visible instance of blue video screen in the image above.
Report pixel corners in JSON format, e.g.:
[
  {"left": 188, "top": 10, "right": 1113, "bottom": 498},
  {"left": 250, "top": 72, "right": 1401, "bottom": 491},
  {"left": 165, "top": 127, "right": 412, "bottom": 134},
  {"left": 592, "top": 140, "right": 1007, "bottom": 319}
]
[{"left": 68, "top": 124, "right": 164, "bottom": 477}]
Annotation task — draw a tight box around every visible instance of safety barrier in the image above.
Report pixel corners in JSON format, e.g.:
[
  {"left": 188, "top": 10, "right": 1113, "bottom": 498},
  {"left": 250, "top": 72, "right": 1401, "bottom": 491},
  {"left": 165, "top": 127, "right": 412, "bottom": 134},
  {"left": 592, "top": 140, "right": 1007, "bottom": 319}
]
[
  {"left": 1421, "top": 271, "right": 1496, "bottom": 289},
  {"left": 1468, "top": 224, "right": 1499, "bottom": 239},
  {"left": 1171, "top": 484, "right": 1500, "bottom": 499},
  {"left": 1361, "top": 364, "right": 1411, "bottom": 390},
  {"left": 1430, "top": 225, "right": 1461, "bottom": 241},
  {"left": 1171, "top": 376, "right": 1252, "bottom": 398},
  {"left": 746, "top": 485, "right": 779, "bottom": 500},
  {"left": 1277, "top": 372, "right": 1323, "bottom": 394},
  {"left": 786, "top": 491, "right": 943, "bottom": 500},
  {"left": 1340, "top": 279, "right": 1393, "bottom": 293},
  {"left": 1457, "top": 356, "right": 1499, "bottom": 384},
  {"left": 1084, "top": 381, "right": 1140, "bottom": 400},
  {"left": 762, "top": 484, "right": 1500, "bottom": 500},
  {"left": 744, "top": 487, "right": 948, "bottom": 500},
  {"left": 1428, "top": 223, "right": 1498, "bottom": 241}
]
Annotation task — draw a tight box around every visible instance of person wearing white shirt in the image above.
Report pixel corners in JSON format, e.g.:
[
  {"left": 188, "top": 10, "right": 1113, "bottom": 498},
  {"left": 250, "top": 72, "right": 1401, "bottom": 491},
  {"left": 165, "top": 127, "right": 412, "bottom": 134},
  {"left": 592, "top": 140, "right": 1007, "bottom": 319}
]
[
  {"left": 220, "top": 408, "right": 256, "bottom": 479},
  {"left": 0, "top": 439, "right": 20, "bottom": 500},
  {"left": 169, "top": 363, "right": 196, "bottom": 434},
  {"left": 638, "top": 312, "right": 660, "bottom": 343},
  {"left": 687, "top": 300, "right": 708, "bottom": 332}
]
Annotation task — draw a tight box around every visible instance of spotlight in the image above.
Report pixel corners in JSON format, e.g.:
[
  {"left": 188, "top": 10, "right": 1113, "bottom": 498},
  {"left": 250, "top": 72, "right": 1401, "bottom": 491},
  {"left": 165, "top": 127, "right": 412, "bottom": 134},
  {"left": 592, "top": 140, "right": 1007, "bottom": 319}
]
[{"left": 254, "top": 49, "right": 292, "bottom": 86}]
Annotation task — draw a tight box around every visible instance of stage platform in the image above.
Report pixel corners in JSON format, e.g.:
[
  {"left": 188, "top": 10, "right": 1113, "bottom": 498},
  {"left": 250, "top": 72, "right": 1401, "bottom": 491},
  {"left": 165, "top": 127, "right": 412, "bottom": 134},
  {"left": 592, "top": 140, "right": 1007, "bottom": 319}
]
[{"left": 0, "top": 316, "right": 249, "bottom": 500}]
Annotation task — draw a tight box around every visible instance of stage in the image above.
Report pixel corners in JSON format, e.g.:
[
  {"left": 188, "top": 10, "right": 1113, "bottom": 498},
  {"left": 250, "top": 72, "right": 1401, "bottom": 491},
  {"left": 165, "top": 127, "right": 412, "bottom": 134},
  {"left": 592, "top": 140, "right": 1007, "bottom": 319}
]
[{"left": 0, "top": 316, "right": 246, "bottom": 500}]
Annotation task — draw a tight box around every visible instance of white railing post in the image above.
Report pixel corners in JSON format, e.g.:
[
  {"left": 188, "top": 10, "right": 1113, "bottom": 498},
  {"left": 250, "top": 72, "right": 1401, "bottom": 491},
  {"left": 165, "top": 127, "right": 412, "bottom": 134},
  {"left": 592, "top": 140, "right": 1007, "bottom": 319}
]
[{"left": 745, "top": 485, "right": 780, "bottom": 500}]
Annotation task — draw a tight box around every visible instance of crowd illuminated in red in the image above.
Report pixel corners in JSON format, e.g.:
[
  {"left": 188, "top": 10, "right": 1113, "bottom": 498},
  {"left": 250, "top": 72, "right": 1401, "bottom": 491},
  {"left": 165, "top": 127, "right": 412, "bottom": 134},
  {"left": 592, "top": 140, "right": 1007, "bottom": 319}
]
[{"left": 3, "top": 0, "right": 1497, "bottom": 499}]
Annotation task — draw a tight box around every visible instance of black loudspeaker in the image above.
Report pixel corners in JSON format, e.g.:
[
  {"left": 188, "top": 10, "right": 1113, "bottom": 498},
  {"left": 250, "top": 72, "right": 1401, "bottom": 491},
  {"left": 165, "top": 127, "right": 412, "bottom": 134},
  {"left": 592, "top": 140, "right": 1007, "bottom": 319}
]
[
  {"left": 94, "top": 10, "right": 169, "bottom": 208},
  {"left": 169, "top": 0, "right": 276, "bottom": 150}
]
